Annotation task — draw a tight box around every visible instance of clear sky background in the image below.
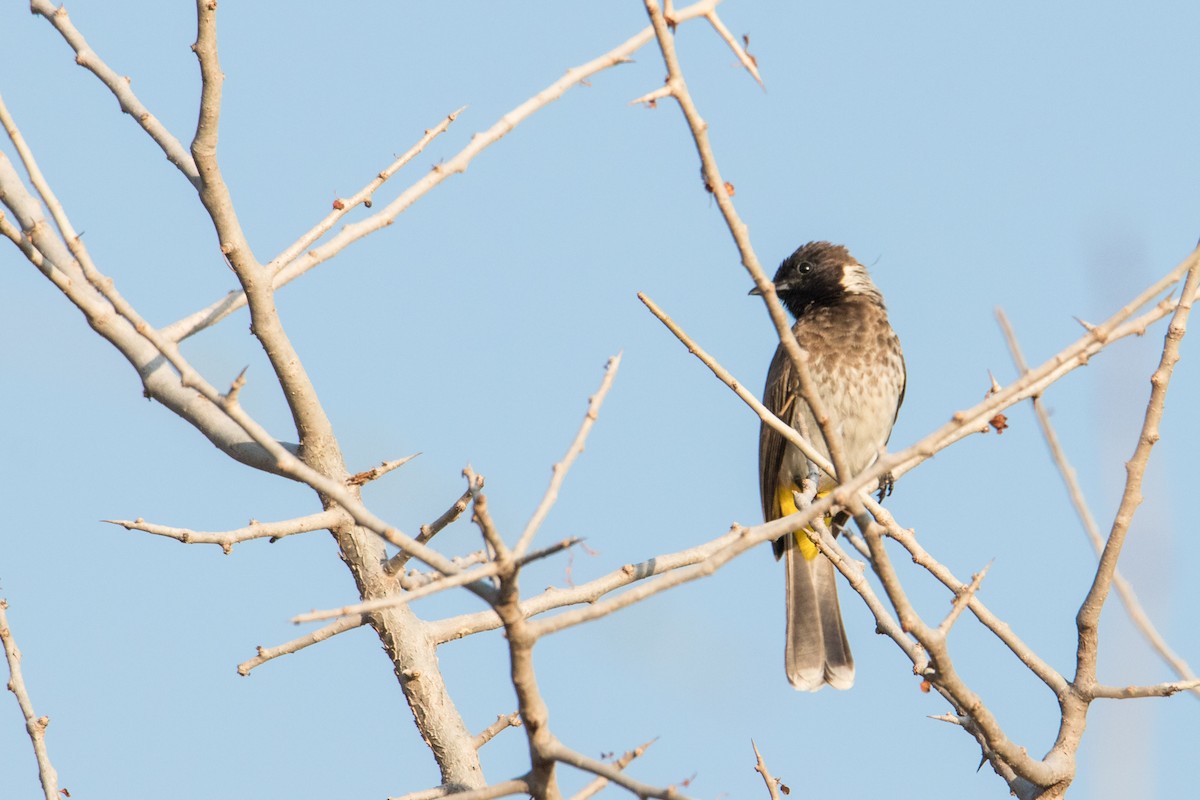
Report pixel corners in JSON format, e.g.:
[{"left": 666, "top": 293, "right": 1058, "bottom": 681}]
[{"left": 2, "top": 2, "right": 1198, "bottom": 799}]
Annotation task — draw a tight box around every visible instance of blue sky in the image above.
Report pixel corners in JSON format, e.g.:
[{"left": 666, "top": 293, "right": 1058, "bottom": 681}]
[{"left": 2, "top": 2, "right": 1198, "bottom": 798}]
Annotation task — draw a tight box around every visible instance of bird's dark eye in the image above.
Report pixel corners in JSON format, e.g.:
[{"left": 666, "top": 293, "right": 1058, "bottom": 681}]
[{"left": 797, "top": 262, "right": 813, "bottom": 275}]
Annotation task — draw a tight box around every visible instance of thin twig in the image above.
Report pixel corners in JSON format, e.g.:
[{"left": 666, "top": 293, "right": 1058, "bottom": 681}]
[
  {"left": 347, "top": 453, "right": 421, "bottom": 487},
  {"left": 996, "top": 308, "right": 1199, "bottom": 698},
  {"left": 105, "top": 509, "right": 344, "bottom": 554},
  {"left": 293, "top": 537, "right": 580, "bottom": 624},
  {"left": 525, "top": 508, "right": 831, "bottom": 641},
  {"left": 162, "top": 109, "right": 464, "bottom": 342},
  {"left": 639, "top": 0, "right": 855, "bottom": 491},
  {"left": 266, "top": 109, "right": 465, "bottom": 277},
  {"left": 159, "top": 1, "right": 723, "bottom": 346},
  {"left": 398, "top": 552, "right": 492, "bottom": 591},
  {"left": 474, "top": 713, "right": 522, "bottom": 749},
  {"left": 703, "top": 11, "right": 764, "bottom": 87},
  {"left": 0, "top": 600, "right": 61, "bottom": 800},
  {"left": 547, "top": 738, "right": 692, "bottom": 800},
  {"left": 513, "top": 353, "right": 621, "bottom": 558},
  {"left": 1075, "top": 259, "right": 1200, "bottom": 691},
  {"left": 0, "top": 210, "right": 44, "bottom": 267},
  {"left": 863, "top": 501, "right": 1067, "bottom": 694},
  {"left": 826, "top": 247, "right": 1200, "bottom": 537},
  {"left": 387, "top": 778, "right": 532, "bottom": 800},
  {"left": 429, "top": 525, "right": 745, "bottom": 643},
  {"left": 0, "top": 92, "right": 87, "bottom": 266},
  {"left": 638, "top": 292, "right": 836, "bottom": 483},
  {"left": 1091, "top": 678, "right": 1200, "bottom": 700},
  {"left": 937, "top": 562, "right": 992, "bottom": 636},
  {"left": 30, "top": 0, "right": 200, "bottom": 185},
  {"left": 751, "top": 740, "right": 782, "bottom": 800},
  {"left": 928, "top": 713, "right": 966, "bottom": 726},
  {"left": 469, "top": 472, "right": 510, "bottom": 562},
  {"left": 570, "top": 739, "right": 658, "bottom": 800},
  {"left": 855, "top": 515, "right": 1061, "bottom": 789},
  {"left": 385, "top": 485, "right": 476, "bottom": 576},
  {"left": 237, "top": 614, "right": 367, "bottom": 676}
]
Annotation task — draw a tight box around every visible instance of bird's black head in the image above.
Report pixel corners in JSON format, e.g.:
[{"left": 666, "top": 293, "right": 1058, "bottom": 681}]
[{"left": 749, "top": 241, "right": 879, "bottom": 318}]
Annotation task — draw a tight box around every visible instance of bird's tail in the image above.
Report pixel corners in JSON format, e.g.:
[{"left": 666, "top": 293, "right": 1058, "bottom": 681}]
[{"left": 783, "top": 538, "right": 854, "bottom": 691}]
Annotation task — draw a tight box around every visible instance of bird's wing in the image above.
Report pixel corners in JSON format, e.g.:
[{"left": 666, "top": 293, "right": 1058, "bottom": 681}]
[{"left": 759, "top": 339, "right": 794, "bottom": 553}]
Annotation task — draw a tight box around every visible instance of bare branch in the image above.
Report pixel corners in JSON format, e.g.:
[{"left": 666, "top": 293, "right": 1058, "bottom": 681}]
[
  {"left": 640, "top": 0, "right": 855, "bottom": 490},
  {"left": 525, "top": 516, "right": 800, "bottom": 641},
  {"left": 268, "top": 0, "right": 719, "bottom": 292},
  {"left": 0, "top": 147, "right": 287, "bottom": 472},
  {"left": 855, "top": 514, "right": 1066, "bottom": 789},
  {"left": 387, "top": 778, "right": 533, "bottom": 800},
  {"left": 398, "top": 552, "right": 492, "bottom": 591},
  {"left": 474, "top": 713, "right": 522, "bottom": 749},
  {"left": 1075, "top": 258, "right": 1200, "bottom": 691},
  {"left": 937, "top": 561, "right": 992, "bottom": 637},
  {"left": 160, "top": 1, "right": 723, "bottom": 346},
  {"left": 829, "top": 247, "right": 1200, "bottom": 531},
  {"left": 629, "top": 85, "right": 673, "bottom": 106},
  {"left": 162, "top": 108, "right": 464, "bottom": 343},
  {"left": 750, "top": 740, "right": 782, "bottom": 800},
  {"left": 928, "top": 713, "right": 966, "bottom": 726},
  {"left": 105, "top": 509, "right": 344, "bottom": 554},
  {"left": 265, "top": 108, "right": 465, "bottom": 276},
  {"left": 1091, "top": 678, "right": 1200, "bottom": 700},
  {"left": 0, "top": 92, "right": 78, "bottom": 245},
  {"left": 0, "top": 600, "right": 60, "bottom": 800},
  {"left": 294, "top": 538, "right": 578, "bottom": 625},
  {"left": 569, "top": 739, "right": 657, "bottom": 800},
  {"left": 514, "top": 353, "right": 621, "bottom": 558},
  {"left": 863, "top": 501, "right": 1067, "bottom": 694},
  {"left": 385, "top": 485, "right": 475, "bottom": 576},
  {"left": 237, "top": 614, "right": 366, "bottom": 677},
  {"left": 547, "top": 738, "right": 692, "bottom": 800},
  {"left": 0, "top": 209, "right": 44, "bottom": 267},
  {"left": 429, "top": 525, "right": 746, "bottom": 643},
  {"left": 347, "top": 453, "right": 421, "bottom": 487},
  {"left": 469, "top": 471, "right": 510, "bottom": 562},
  {"left": 997, "top": 308, "right": 1199, "bottom": 697},
  {"left": 638, "top": 291, "right": 837, "bottom": 484},
  {"left": 640, "top": 281, "right": 1069, "bottom": 700},
  {"left": 29, "top": 0, "right": 200, "bottom": 185},
  {"left": 703, "top": 11, "right": 763, "bottom": 88},
  {"left": 428, "top": 497, "right": 864, "bottom": 647},
  {"left": 816, "top": 528, "right": 925, "bottom": 670}
]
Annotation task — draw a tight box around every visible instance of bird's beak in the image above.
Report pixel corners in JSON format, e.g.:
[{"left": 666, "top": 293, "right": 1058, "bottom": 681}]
[{"left": 751, "top": 279, "right": 792, "bottom": 296}]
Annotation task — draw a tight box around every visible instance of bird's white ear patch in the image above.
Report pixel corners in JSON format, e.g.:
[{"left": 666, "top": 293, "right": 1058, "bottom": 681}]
[{"left": 840, "top": 262, "right": 881, "bottom": 299}]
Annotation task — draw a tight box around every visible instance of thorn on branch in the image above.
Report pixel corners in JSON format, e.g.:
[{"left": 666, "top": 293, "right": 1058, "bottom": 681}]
[
  {"left": 700, "top": 166, "right": 734, "bottom": 196},
  {"left": 629, "top": 85, "right": 672, "bottom": 107},
  {"left": 347, "top": 453, "right": 421, "bottom": 487},
  {"left": 223, "top": 366, "right": 248, "bottom": 405},
  {"left": 928, "top": 713, "right": 964, "bottom": 726},
  {"left": 743, "top": 34, "right": 758, "bottom": 69}
]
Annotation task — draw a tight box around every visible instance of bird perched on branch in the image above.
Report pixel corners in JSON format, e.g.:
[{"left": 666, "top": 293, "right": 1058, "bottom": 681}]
[{"left": 751, "top": 241, "right": 905, "bottom": 690}]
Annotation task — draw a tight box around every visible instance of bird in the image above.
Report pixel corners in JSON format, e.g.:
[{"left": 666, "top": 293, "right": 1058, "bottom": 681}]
[{"left": 750, "top": 241, "right": 905, "bottom": 691}]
